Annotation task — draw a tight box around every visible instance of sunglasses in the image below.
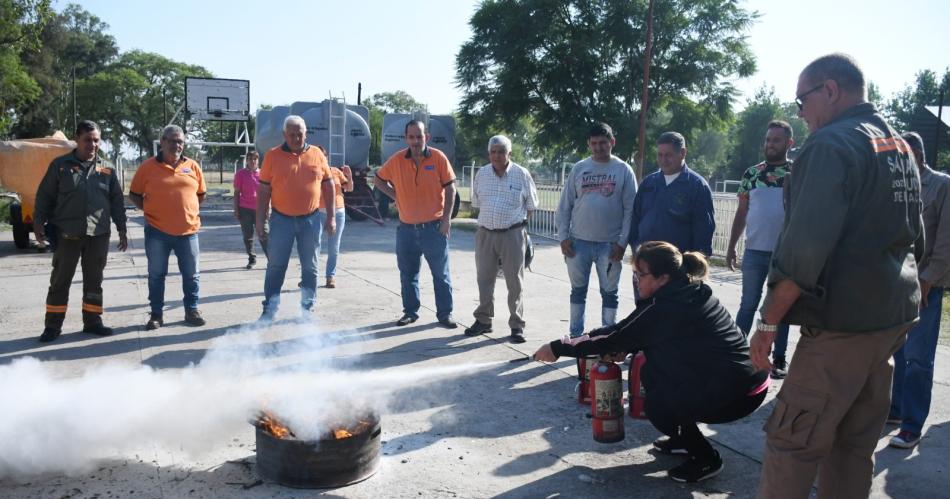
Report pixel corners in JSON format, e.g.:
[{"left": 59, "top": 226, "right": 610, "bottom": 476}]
[{"left": 795, "top": 83, "right": 824, "bottom": 111}]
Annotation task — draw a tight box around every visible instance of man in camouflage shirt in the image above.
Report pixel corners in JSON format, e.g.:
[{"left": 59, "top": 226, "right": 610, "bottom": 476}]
[{"left": 726, "top": 120, "right": 794, "bottom": 379}]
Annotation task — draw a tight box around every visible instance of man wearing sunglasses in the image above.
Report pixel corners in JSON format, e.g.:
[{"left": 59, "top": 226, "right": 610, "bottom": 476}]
[{"left": 751, "top": 53, "right": 923, "bottom": 498}]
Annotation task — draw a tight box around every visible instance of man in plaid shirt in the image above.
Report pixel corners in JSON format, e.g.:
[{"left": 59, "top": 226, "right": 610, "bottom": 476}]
[{"left": 464, "top": 135, "right": 539, "bottom": 343}]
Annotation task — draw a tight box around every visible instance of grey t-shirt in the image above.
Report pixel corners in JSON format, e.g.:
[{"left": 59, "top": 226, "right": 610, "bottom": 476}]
[{"left": 556, "top": 155, "right": 637, "bottom": 244}]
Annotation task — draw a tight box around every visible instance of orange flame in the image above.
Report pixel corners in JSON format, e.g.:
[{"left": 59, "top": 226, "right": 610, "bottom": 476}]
[
  {"left": 258, "top": 412, "right": 292, "bottom": 439},
  {"left": 333, "top": 429, "right": 353, "bottom": 439},
  {"left": 257, "top": 411, "right": 373, "bottom": 441}
]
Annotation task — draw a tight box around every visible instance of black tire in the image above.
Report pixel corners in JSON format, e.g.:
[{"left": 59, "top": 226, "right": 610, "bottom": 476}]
[{"left": 10, "top": 202, "right": 30, "bottom": 250}]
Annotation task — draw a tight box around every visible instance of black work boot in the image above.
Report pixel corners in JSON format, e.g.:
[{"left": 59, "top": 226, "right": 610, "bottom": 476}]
[
  {"left": 39, "top": 327, "right": 62, "bottom": 342},
  {"left": 40, "top": 312, "right": 65, "bottom": 342},
  {"left": 146, "top": 313, "right": 164, "bottom": 331},
  {"left": 82, "top": 313, "right": 113, "bottom": 336},
  {"left": 184, "top": 308, "right": 206, "bottom": 327}
]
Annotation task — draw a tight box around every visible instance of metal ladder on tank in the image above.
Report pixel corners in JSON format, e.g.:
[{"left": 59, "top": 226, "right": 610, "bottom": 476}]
[
  {"left": 327, "top": 93, "right": 385, "bottom": 224},
  {"left": 327, "top": 94, "right": 346, "bottom": 168}
]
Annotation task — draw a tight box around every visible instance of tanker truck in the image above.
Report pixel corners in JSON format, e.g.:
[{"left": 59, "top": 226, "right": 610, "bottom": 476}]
[
  {"left": 255, "top": 102, "right": 459, "bottom": 222},
  {"left": 0, "top": 132, "right": 75, "bottom": 250}
]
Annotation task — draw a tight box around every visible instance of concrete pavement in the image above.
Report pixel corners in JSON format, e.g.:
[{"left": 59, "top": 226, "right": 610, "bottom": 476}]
[{"left": 0, "top": 207, "right": 947, "bottom": 498}]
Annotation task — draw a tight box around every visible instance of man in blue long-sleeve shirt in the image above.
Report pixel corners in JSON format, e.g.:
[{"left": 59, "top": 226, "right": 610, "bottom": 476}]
[{"left": 629, "top": 132, "right": 715, "bottom": 263}]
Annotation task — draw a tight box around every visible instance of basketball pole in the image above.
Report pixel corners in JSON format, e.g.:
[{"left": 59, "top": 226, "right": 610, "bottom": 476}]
[{"left": 219, "top": 121, "right": 224, "bottom": 184}]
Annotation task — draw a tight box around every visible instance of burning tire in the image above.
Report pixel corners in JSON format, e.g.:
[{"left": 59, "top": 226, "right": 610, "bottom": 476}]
[{"left": 254, "top": 412, "right": 381, "bottom": 489}]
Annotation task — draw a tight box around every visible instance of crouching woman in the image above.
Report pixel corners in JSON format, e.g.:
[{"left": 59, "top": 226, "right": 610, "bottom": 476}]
[{"left": 533, "top": 241, "right": 769, "bottom": 483}]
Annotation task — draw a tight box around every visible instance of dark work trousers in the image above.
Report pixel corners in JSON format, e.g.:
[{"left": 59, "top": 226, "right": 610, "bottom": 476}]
[
  {"left": 647, "top": 387, "right": 767, "bottom": 458},
  {"left": 44, "top": 233, "right": 110, "bottom": 329},
  {"left": 238, "top": 207, "right": 268, "bottom": 260}
]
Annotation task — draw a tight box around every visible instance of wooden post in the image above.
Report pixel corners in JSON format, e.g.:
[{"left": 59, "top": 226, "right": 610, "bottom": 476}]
[{"left": 635, "top": 0, "right": 655, "bottom": 181}]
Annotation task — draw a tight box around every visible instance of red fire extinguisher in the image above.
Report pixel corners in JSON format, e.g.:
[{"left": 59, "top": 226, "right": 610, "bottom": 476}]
[
  {"left": 590, "top": 360, "right": 625, "bottom": 443},
  {"left": 575, "top": 356, "right": 597, "bottom": 405},
  {"left": 628, "top": 352, "right": 647, "bottom": 419}
]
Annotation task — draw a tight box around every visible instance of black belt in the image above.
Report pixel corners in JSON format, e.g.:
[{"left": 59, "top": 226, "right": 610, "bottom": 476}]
[
  {"left": 272, "top": 207, "right": 318, "bottom": 218},
  {"left": 401, "top": 219, "right": 441, "bottom": 229},
  {"left": 482, "top": 221, "right": 527, "bottom": 233}
]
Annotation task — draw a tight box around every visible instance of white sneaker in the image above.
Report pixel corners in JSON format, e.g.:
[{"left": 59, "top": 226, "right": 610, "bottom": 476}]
[{"left": 889, "top": 430, "right": 921, "bottom": 449}]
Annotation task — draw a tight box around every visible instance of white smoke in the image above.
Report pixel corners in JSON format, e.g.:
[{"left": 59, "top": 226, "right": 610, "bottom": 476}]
[{"left": 0, "top": 323, "right": 501, "bottom": 478}]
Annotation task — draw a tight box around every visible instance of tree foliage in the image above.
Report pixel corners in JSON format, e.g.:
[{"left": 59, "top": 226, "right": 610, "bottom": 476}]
[
  {"left": 456, "top": 0, "right": 757, "bottom": 163},
  {"left": 0, "top": 0, "right": 53, "bottom": 136},
  {"left": 364, "top": 91, "right": 425, "bottom": 114},
  {"left": 12, "top": 3, "right": 117, "bottom": 137},
  {"left": 722, "top": 86, "right": 807, "bottom": 180},
  {"left": 886, "top": 69, "right": 950, "bottom": 131},
  {"left": 75, "top": 50, "right": 212, "bottom": 159}
]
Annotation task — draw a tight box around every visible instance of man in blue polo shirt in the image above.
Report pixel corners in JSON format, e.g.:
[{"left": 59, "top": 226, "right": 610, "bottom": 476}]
[{"left": 629, "top": 131, "right": 715, "bottom": 264}]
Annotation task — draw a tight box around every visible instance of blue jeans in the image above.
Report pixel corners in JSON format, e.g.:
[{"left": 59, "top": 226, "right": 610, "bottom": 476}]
[
  {"left": 396, "top": 221, "right": 453, "bottom": 320},
  {"left": 263, "top": 210, "right": 322, "bottom": 314},
  {"left": 144, "top": 225, "right": 200, "bottom": 315},
  {"left": 317, "top": 208, "right": 346, "bottom": 277},
  {"left": 735, "top": 249, "right": 790, "bottom": 358},
  {"left": 890, "top": 286, "right": 943, "bottom": 435},
  {"left": 565, "top": 239, "right": 621, "bottom": 337}
]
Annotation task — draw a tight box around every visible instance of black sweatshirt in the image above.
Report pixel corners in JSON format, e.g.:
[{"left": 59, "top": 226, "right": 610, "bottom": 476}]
[{"left": 550, "top": 276, "right": 767, "bottom": 414}]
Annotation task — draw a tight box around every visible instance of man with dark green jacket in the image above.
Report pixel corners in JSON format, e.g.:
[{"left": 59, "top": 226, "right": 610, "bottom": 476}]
[
  {"left": 33, "top": 120, "right": 128, "bottom": 342},
  {"left": 751, "top": 54, "right": 923, "bottom": 499}
]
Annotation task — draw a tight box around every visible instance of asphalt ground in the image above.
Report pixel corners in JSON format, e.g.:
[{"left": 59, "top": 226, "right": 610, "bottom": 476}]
[{"left": 0, "top": 205, "right": 947, "bottom": 498}]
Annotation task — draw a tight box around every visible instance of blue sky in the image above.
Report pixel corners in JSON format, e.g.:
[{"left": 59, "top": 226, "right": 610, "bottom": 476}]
[{"left": 66, "top": 0, "right": 949, "bottom": 114}]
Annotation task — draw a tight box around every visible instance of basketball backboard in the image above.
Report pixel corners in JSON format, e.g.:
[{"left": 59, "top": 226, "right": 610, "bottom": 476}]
[{"left": 185, "top": 77, "right": 250, "bottom": 121}]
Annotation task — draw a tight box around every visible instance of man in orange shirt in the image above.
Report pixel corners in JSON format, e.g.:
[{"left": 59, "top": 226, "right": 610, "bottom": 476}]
[
  {"left": 130, "top": 125, "right": 207, "bottom": 330},
  {"left": 374, "top": 120, "right": 457, "bottom": 327},
  {"left": 256, "top": 115, "right": 336, "bottom": 321}
]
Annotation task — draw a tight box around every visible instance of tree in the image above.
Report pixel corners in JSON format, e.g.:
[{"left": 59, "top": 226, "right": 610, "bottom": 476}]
[
  {"left": 0, "top": 0, "right": 53, "bottom": 136},
  {"left": 456, "top": 0, "right": 757, "bottom": 163},
  {"left": 886, "top": 69, "right": 950, "bottom": 131},
  {"left": 77, "top": 50, "right": 212, "bottom": 160},
  {"left": 364, "top": 91, "right": 425, "bottom": 114},
  {"left": 723, "top": 86, "right": 807, "bottom": 180},
  {"left": 12, "top": 3, "right": 118, "bottom": 137}
]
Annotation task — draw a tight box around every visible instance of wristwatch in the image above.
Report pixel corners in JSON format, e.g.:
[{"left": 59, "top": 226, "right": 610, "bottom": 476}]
[{"left": 756, "top": 319, "right": 777, "bottom": 333}]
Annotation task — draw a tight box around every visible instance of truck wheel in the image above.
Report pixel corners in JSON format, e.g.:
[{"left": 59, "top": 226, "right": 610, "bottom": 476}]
[{"left": 10, "top": 202, "right": 30, "bottom": 250}]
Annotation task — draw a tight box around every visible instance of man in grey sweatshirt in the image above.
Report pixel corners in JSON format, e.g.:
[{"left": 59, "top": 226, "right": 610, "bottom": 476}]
[{"left": 557, "top": 123, "right": 637, "bottom": 337}]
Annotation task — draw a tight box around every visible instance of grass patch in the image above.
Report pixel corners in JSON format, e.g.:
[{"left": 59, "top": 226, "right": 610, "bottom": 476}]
[{"left": 0, "top": 196, "right": 13, "bottom": 230}]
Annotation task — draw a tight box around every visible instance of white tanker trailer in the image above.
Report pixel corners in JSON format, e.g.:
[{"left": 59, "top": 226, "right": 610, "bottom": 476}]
[{"left": 255, "top": 103, "right": 459, "bottom": 222}]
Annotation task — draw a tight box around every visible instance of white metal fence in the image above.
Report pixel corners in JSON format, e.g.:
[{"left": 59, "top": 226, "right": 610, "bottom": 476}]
[{"left": 458, "top": 167, "right": 744, "bottom": 257}]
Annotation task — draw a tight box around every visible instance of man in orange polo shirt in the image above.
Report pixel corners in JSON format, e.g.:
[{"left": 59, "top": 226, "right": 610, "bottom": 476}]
[
  {"left": 256, "top": 115, "right": 336, "bottom": 322},
  {"left": 374, "top": 120, "right": 457, "bottom": 327},
  {"left": 130, "top": 125, "right": 207, "bottom": 330}
]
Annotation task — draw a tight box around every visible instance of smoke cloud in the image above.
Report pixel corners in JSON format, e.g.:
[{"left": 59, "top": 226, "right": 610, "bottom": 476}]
[{"left": 0, "top": 323, "right": 499, "bottom": 478}]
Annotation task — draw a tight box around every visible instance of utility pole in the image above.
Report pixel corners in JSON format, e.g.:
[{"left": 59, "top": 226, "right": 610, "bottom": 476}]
[
  {"left": 935, "top": 85, "right": 945, "bottom": 170},
  {"left": 163, "top": 87, "right": 168, "bottom": 125},
  {"left": 72, "top": 67, "right": 77, "bottom": 132},
  {"left": 635, "top": 0, "right": 655, "bottom": 181}
]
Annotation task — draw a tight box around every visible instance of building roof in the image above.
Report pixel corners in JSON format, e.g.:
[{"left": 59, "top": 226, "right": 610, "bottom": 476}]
[{"left": 925, "top": 106, "right": 950, "bottom": 129}]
